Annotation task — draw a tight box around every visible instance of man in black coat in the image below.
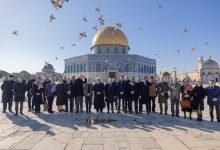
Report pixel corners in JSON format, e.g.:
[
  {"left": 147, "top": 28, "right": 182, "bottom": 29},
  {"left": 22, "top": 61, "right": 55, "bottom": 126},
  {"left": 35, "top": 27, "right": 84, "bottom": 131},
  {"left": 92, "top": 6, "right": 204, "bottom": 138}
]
[
  {"left": 112, "top": 78, "right": 118, "bottom": 110},
  {"left": 117, "top": 76, "right": 126, "bottom": 113},
  {"left": 27, "top": 74, "right": 36, "bottom": 111},
  {"left": 139, "top": 76, "right": 151, "bottom": 114},
  {"left": 42, "top": 76, "right": 50, "bottom": 105},
  {"left": 124, "top": 76, "right": 130, "bottom": 113},
  {"left": 105, "top": 78, "right": 117, "bottom": 113},
  {"left": 75, "top": 75, "right": 87, "bottom": 113},
  {"left": 127, "top": 77, "right": 139, "bottom": 114},
  {"left": 94, "top": 77, "right": 105, "bottom": 113},
  {"left": 13, "top": 76, "right": 27, "bottom": 116},
  {"left": 64, "top": 78, "right": 74, "bottom": 112},
  {"left": 1, "top": 75, "right": 15, "bottom": 113}
]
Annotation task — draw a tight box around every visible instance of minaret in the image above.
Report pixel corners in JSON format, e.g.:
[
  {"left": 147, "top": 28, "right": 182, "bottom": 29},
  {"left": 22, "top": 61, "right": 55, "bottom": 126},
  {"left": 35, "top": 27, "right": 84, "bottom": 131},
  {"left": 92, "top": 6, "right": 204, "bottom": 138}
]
[{"left": 198, "top": 56, "right": 204, "bottom": 70}]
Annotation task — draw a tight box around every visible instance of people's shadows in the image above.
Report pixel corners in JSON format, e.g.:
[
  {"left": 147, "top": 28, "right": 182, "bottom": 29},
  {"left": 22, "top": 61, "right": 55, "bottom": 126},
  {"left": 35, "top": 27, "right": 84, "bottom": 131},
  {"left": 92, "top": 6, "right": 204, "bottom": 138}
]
[
  {"left": 5, "top": 113, "right": 55, "bottom": 136},
  {"left": 8, "top": 110, "right": 220, "bottom": 134}
]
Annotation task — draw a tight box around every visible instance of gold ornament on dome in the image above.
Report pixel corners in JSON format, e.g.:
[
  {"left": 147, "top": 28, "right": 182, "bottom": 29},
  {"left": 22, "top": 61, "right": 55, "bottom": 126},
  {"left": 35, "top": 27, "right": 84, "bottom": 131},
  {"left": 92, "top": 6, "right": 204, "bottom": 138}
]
[{"left": 91, "top": 26, "right": 129, "bottom": 49}]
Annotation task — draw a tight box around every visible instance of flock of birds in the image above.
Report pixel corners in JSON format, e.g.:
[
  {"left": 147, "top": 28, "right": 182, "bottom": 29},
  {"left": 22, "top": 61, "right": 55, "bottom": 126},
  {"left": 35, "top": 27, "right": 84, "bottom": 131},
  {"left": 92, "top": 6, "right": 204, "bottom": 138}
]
[{"left": 10, "top": 0, "right": 209, "bottom": 64}]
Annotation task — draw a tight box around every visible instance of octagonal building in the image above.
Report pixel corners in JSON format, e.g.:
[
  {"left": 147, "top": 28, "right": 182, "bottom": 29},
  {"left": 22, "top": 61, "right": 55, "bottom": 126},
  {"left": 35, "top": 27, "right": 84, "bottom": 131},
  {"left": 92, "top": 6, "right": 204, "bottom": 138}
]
[{"left": 64, "top": 26, "right": 156, "bottom": 82}]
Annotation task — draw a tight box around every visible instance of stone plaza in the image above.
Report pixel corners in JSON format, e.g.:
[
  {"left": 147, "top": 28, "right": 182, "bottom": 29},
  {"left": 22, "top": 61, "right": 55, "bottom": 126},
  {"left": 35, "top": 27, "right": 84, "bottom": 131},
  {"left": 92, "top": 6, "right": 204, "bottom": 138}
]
[{"left": 0, "top": 94, "right": 220, "bottom": 150}]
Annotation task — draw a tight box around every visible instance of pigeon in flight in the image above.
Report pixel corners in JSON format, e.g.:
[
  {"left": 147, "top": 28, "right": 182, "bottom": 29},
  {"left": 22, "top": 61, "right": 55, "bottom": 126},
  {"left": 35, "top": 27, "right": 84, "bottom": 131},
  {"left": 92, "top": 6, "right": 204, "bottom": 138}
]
[
  {"left": 205, "top": 41, "right": 208, "bottom": 46},
  {"left": 55, "top": 57, "right": 58, "bottom": 60},
  {"left": 72, "top": 43, "right": 76, "bottom": 46},
  {"left": 191, "top": 47, "right": 196, "bottom": 51},
  {"left": 50, "top": 14, "right": 56, "bottom": 22},
  {"left": 60, "top": 46, "right": 64, "bottom": 50},
  {"left": 12, "top": 31, "right": 18, "bottom": 35},
  {"left": 98, "top": 15, "right": 104, "bottom": 26},
  {"left": 177, "top": 49, "right": 180, "bottom": 53},
  {"left": 95, "top": 6, "right": 101, "bottom": 12},
  {"left": 158, "top": 4, "right": 162, "bottom": 8},
  {"left": 184, "top": 28, "right": 189, "bottom": 32},
  {"left": 51, "top": 0, "right": 64, "bottom": 9},
  {"left": 79, "top": 32, "right": 87, "bottom": 41},
  {"left": 83, "top": 16, "right": 87, "bottom": 22},
  {"left": 93, "top": 25, "right": 98, "bottom": 31}
]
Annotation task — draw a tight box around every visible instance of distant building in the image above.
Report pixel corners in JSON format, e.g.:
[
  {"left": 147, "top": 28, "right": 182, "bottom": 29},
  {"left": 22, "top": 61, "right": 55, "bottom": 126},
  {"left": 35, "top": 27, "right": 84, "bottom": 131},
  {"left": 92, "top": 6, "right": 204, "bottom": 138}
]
[
  {"left": 177, "top": 56, "right": 220, "bottom": 83},
  {"left": 36, "top": 62, "right": 62, "bottom": 80},
  {"left": 64, "top": 26, "right": 156, "bottom": 82}
]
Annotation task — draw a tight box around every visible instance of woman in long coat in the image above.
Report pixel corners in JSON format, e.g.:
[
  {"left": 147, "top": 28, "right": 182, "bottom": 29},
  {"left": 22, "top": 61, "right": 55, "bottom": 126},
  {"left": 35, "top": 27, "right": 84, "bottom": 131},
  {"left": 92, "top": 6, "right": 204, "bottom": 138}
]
[
  {"left": 56, "top": 78, "right": 66, "bottom": 112},
  {"left": 94, "top": 77, "right": 105, "bottom": 113},
  {"left": 32, "top": 77, "right": 44, "bottom": 113},
  {"left": 192, "top": 81, "right": 206, "bottom": 121},
  {"left": 13, "top": 76, "right": 27, "bottom": 115},
  {"left": 180, "top": 78, "right": 193, "bottom": 119}
]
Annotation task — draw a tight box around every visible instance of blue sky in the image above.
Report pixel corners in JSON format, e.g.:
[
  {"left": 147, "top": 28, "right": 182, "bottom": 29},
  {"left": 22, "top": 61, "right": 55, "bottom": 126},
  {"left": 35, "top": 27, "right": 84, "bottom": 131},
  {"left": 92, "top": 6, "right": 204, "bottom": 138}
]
[{"left": 0, "top": 0, "right": 219, "bottom": 75}]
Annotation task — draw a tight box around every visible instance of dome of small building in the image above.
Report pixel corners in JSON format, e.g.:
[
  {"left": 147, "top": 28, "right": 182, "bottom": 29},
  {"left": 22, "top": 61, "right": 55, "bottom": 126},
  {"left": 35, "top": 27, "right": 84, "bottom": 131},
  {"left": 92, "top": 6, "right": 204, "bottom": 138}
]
[
  {"left": 42, "top": 62, "right": 55, "bottom": 73},
  {"left": 202, "top": 57, "right": 219, "bottom": 70},
  {"left": 91, "top": 26, "right": 129, "bottom": 49},
  {"left": 162, "top": 72, "right": 171, "bottom": 77}
]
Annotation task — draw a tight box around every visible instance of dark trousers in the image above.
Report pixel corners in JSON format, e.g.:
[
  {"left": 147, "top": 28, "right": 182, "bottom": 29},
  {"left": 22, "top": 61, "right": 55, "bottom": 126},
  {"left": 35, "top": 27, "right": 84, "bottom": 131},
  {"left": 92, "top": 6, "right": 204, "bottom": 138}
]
[
  {"left": 65, "top": 97, "right": 73, "bottom": 112},
  {"left": 149, "top": 96, "right": 156, "bottom": 112},
  {"left": 209, "top": 105, "right": 220, "bottom": 121},
  {"left": 139, "top": 102, "right": 149, "bottom": 113},
  {"left": 3, "top": 100, "right": 13, "bottom": 111},
  {"left": 107, "top": 101, "right": 114, "bottom": 112},
  {"left": 15, "top": 101, "right": 23, "bottom": 113},
  {"left": 114, "top": 97, "right": 118, "bottom": 110},
  {"left": 47, "top": 96, "right": 54, "bottom": 112},
  {"left": 35, "top": 104, "right": 41, "bottom": 113},
  {"left": 171, "top": 98, "right": 179, "bottom": 115},
  {"left": 85, "top": 96, "right": 92, "bottom": 112},
  {"left": 117, "top": 97, "right": 125, "bottom": 112},
  {"left": 128, "top": 98, "right": 138, "bottom": 112},
  {"left": 159, "top": 99, "right": 168, "bottom": 114},
  {"left": 28, "top": 95, "right": 34, "bottom": 110},
  {"left": 75, "top": 96, "right": 83, "bottom": 112}
]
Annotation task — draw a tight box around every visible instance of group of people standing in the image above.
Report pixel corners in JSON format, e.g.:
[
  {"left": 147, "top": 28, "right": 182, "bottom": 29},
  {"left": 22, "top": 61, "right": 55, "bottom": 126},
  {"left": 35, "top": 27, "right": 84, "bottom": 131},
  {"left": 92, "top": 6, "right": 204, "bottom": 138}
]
[{"left": 1, "top": 74, "right": 220, "bottom": 122}]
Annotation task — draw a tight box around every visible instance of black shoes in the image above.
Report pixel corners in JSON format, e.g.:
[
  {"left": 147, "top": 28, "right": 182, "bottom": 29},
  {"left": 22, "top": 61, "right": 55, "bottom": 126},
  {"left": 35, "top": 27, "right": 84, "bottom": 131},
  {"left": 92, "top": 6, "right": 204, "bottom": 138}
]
[
  {"left": 172, "top": 114, "right": 175, "bottom": 117},
  {"left": 14, "top": 113, "right": 18, "bottom": 116},
  {"left": 2, "top": 110, "right": 6, "bottom": 113}
]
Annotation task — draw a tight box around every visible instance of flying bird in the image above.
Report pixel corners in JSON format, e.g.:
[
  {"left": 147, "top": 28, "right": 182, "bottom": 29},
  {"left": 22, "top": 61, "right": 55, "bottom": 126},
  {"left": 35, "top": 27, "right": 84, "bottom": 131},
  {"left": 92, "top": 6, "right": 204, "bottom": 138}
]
[
  {"left": 79, "top": 32, "right": 87, "bottom": 41},
  {"left": 138, "top": 27, "right": 142, "bottom": 30},
  {"left": 51, "top": 0, "right": 64, "bottom": 9},
  {"left": 93, "top": 25, "right": 98, "bottom": 31},
  {"left": 205, "top": 41, "right": 209, "bottom": 46},
  {"left": 155, "top": 53, "right": 159, "bottom": 56},
  {"left": 98, "top": 15, "right": 104, "bottom": 26},
  {"left": 72, "top": 43, "right": 76, "bottom": 46},
  {"left": 116, "top": 23, "right": 122, "bottom": 28},
  {"left": 60, "top": 46, "right": 64, "bottom": 50},
  {"left": 158, "top": 4, "right": 162, "bottom": 8},
  {"left": 95, "top": 6, "right": 100, "bottom": 12},
  {"left": 50, "top": 14, "right": 56, "bottom": 22},
  {"left": 83, "top": 16, "right": 87, "bottom": 22},
  {"left": 191, "top": 47, "right": 196, "bottom": 51},
  {"left": 177, "top": 49, "right": 180, "bottom": 53},
  {"left": 55, "top": 57, "right": 58, "bottom": 60},
  {"left": 184, "top": 28, "right": 188, "bottom": 32},
  {"left": 12, "top": 31, "right": 18, "bottom": 35}
]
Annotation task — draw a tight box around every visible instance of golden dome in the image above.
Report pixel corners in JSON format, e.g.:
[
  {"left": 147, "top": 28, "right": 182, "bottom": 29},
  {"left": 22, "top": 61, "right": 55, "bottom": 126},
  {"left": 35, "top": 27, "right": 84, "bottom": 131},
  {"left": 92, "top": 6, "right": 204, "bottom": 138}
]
[{"left": 91, "top": 26, "right": 129, "bottom": 49}]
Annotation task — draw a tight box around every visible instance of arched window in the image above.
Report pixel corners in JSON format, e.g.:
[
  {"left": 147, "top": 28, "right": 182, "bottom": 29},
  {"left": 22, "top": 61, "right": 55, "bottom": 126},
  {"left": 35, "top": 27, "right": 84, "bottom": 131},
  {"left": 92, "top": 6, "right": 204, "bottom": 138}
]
[
  {"left": 141, "top": 65, "right": 143, "bottom": 73},
  {"left": 144, "top": 65, "right": 146, "bottom": 73},
  {"left": 138, "top": 64, "right": 140, "bottom": 73},
  {"left": 74, "top": 64, "right": 76, "bottom": 73},
  {"left": 77, "top": 64, "right": 79, "bottom": 72},
  {"left": 96, "top": 63, "right": 101, "bottom": 72},
  {"left": 147, "top": 66, "right": 149, "bottom": 73},
  {"left": 80, "top": 64, "right": 83, "bottom": 72},
  {"left": 114, "top": 47, "right": 118, "bottom": 54},
  {"left": 71, "top": 65, "right": 73, "bottom": 73}
]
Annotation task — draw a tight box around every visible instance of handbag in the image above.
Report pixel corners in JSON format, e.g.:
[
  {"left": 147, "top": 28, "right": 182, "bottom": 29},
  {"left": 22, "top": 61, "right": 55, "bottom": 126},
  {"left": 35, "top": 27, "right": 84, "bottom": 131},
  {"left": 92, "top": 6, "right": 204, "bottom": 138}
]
[
  {"left": 44, "top": 102, "right": 48, "bottom": 111},
  {"left": 180, "top": 100, "right": 191, "bottom": 109}
]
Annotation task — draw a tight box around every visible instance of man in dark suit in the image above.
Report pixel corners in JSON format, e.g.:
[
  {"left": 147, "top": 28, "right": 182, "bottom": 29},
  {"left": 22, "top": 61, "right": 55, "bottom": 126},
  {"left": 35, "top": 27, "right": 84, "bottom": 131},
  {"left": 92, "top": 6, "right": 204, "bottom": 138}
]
[
  {"left": 206, "top": 80, "right": 220, "bottom": 122},
  {"left": 27, "top": 74, "right": 36, "bottom": 111},
  {"left": 117, "top": 76, "right": 126, "bottom": 113},
  {"left": 124, "top": 76, "right": 130, "bottom": 113},
  {"left": 127, "top": 77, "right": 139, "bottom": 114},
  {"left": 75, "top": 75, "right": 87, "bottom": 113},
  {"left": 105, "top": 78, "right": 117, "bottom": 113},
  {"left": 1, "top": 75, "right": 15, "bottom": 113},
  {"left": 139, "top": 76, "right": 151, "bottom": 114}
]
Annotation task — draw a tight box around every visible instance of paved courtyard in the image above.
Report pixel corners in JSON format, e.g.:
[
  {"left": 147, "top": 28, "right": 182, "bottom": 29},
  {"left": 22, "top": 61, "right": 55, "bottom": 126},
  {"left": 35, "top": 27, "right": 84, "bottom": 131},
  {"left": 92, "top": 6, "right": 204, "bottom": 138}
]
[{"left": 0, "top": 97, "right": 220, "bottom": 150}]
